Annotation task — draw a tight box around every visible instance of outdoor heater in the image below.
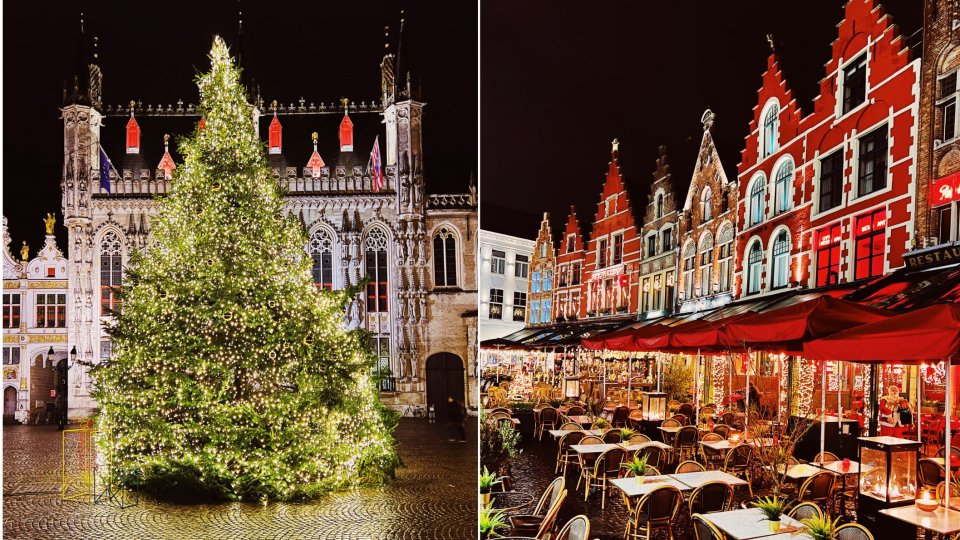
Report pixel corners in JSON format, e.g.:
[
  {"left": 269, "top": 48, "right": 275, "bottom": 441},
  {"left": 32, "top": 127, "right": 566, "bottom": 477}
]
[
  {"left": 857, "top": 435, "right": 920, "bottom": 533},
  {"left": 640, "top": 391, "right": 667, "bottom": 421},
  {"left": 563, "top": 376, "right": 580, "bottom": 399}
]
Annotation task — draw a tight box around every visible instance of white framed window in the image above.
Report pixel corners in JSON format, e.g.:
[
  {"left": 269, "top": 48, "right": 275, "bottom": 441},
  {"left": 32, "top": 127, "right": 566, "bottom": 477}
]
[
  {"left": 718, "top": 224, "right": 734, "bottom": 293},
  {"left": 491, "top": 249, "right": 506, "bottom": 274},
  {"left": 432, "top": 227, "right": 458, "bottom": 287},
  {"left": 774, "top": 160, "right": 793, "bottom": 215},
  {"left": 841, "top": 54, "right": 868, "bottom": 115},
  {"left": 771, "top": 230, "right": 790, "bottom": 289},
  {"left": 310, "top": 229, "right": 335, "bottom": 290},
  {"left": 747, "top": 241, "right": 763, "bottom": 295},
  {"left": 489, "top": 288, "right": 503, "bottom": 320},
  {"left": 3, "top": 347, "right": 20, "bottom": 365},
  {"left": 762, "top": 102, "right": 779, "bottom": 157},
  {"left": 698, "top": 233, "right": 714, "bottom": 296},
  {"left": 515, "top": 254, "right": 529, "bottom": 278},
  {"left": 656, "top": 193, "right": 664, "bottom": 218},
  {"left": 940, "top": 71, "right": 958, "bottom": 143},
  {"left": 682, "top": 241, "right": 695, "bottom": 300},
  {"left": 701, "top": 187, "right": 713, "bottom": 222},
  {"left": 749, "top": 174, "right": 766, "bottom": 226}
]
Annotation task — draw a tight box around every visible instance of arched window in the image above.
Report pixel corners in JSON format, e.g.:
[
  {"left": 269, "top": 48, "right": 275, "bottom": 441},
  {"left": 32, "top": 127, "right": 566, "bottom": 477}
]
[
  {"left": 698, "top": 233, "right": 714, "bottom": 296},
  {"left": 774, "top": 161, "right": 793, "bottom": 215},
  {"left": 682, "top": 241, "right": 695, "bottom": 301},
  {"left": 718, "top": 224, "right": 734, "bottom": 292},
  {"left": 771, "top": 230, "right": 791, "bottom": 289},
  {"left": 763, "top": 103, "right": 779, "bottom": 157},
  {"left": 656, "top": 193, "right": 664, "bottom": 218},
  {"left": 543, "top": 269, "right": 553, "bottom": 292},
  {"left": 747, "top": 241, "right": 763, "bottom": 295},
  {"left": 749, "top": 176, "right": 766, "bottom": 226},
  {"left": 309, "top": 229, "right": 335, "bottom": 291},
  {"left": 100, "top": 232, "right": 123, "bottom": 316},
  {"left": 364, "top": 228, "right": 390, "bottom": 378},
  {"left": 701, "top": 187, "right": 713, "bottom": 222},
  {"left": 433, "top": 227, "right": 457, "bottom": 287}
]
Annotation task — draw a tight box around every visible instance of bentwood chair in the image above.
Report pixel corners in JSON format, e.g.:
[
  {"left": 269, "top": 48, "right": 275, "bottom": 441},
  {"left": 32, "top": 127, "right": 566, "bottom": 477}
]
[
  {"left": 673, "top": 425, "right": 700, "bottom": 463},
  {"left": 691, "top": 513, "right": 725, "bottom": 540},
  {"left": 575, "top": 436, "right": 604, "bottom": 491},
  {"left": 626, "top": 485, "right": 683, "bottom": 540},
  {"left": 814, "top": 451, "right": 840, "bottom": 463},
  {"left": 554, "top": 514, "right": 590, "bottom": 540},
  {"left": 723, "top": 445, "right": 755, "bottom": 497},
  {"left": 798, "top": 471, "right": 837, "bottom": 517},
  {"left": 627, "top": 433, "right": 651, "bottom": 445},
  {"left": 678, "top": 402, "right": 695, "bottom": 420},
  {"left": 920, "top": 458, "right": 946, "bottom": 491},
  {"left": 835, "top": 523, "right": 875, "bottom": 540},
  {"left": 628, "top": 410, "right": 645, "bottom": 430},
  {"left": 585, "top": 447, "right": 626, "bottom": 508},
  {"left": 688, "top": 480, "right": 734, "bottom": 515},
  {"left": 788, "top": 501, "right": 824, "bottom": 521},
  {"left": 602, "top": 430, "right": 622, "bottom": 444},
  {"left": 556, "top": 432, "right": 585, "bottom": 476},
  {"left": 636, "top": 445, "right": 666, "bottom": 471},
  {"left": 566, "top": 405, "right": 585, "bottom": 417},
  {"left": 612, "top": 406, "right": 631, "bottom": 428},
  {"left": 538, "top": 407, "right": 560, "bottom": 440},
  {"left": 699, "top": 433, "right": 725, "bottom": 469},
  {"left": 508, "top": 487, "right": 568, "bottom": 538},
  {"left": 676, "top": 460, "right": 706, "bottom": 473},
  {"left": 711, "top": 424, "right": 731, "bottom": 439},
  {"left": 558, "top": 421, "right": 582, "bottom": 431}
]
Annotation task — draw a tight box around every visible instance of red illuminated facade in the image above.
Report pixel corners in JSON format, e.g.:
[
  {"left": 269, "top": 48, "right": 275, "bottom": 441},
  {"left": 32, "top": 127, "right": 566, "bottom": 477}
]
[
  {"left": 736, "top": 0, "right": 920, "bottom": 298},
  {"left": 553, "top": 207, "right": 585, "bottom": 320}
]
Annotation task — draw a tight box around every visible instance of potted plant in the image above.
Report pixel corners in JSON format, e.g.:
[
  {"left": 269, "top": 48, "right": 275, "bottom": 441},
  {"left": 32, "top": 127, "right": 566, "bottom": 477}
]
[
  {"left": 479, "top": 500, "right": 508, "bottom": 540},
  {"left": 479, "top": 466, "right": 502, "bottom": 506},
  {"left": 620, "top": 427, "right": 636, "bottom": 441},
  {"left": 752, "top": 496, "right": 787, "bottom": 532},
  {"left": 593, "top": 417, "right": 609, "bottom": 431},
  {"left": 621, "top": 454, "right": 650, "bottom": 482},
  {"left": 801, "top": 515, "right": 840, "bottom": 540}
]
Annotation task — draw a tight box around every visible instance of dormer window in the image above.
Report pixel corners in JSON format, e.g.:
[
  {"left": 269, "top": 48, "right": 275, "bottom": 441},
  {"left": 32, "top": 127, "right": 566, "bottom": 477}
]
[
  {"left": 566, "top": 235, "right": 575, "bottom": 253},
  {"left": 842, "top": 54, "right": 868, "bottom": 115},
  {"left": 701, "top": 187, "right": 712, "bottom": 221},
  {"left": 762, "top": 103, "right": 779, "bottom": 157}
]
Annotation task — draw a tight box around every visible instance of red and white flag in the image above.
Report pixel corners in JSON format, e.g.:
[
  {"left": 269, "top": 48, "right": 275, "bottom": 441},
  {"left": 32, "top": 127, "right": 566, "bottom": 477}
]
[{"left": 368, "top": 135, "right": 384, "bottom": 192}]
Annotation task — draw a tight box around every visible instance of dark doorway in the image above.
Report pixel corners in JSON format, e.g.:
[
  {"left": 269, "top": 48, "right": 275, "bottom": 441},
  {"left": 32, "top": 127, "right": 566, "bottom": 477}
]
[
  {"left": 426, "top": 353, "right": 465, "bottom": 423},
  {"left": 3, "top": 386, "right": 16, "bottom": 416},
  {"left": 56, "top": 359, "right": 68, "bottom": 429}
]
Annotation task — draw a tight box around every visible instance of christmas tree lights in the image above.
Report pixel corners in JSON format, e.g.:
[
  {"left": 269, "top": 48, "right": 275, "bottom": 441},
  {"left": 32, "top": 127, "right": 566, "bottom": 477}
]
[{"left": 93, "top": 37, "right": 399, "bottom": 502}]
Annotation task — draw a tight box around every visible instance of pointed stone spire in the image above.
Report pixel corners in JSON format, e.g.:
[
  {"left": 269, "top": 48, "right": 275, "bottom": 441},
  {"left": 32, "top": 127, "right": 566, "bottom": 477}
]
[
  {"left": 127, "top": 213, "right": 137, "bottom": 235},
  {"left": 268, "top": 100, "right": 282, "bottom": 154},
  {"left": 306, "top": 132, "right": 326, "bottom": 178},
  {"left": 139, "top": 214, "right": 148, "bottom": 236},
  {"left": 126, "top": 101, "right": 141, "bottom": 154},
  {"left": 339, "top": 98, "right": 354, "bottom": 152},
  {"left": 157, "top": 134, "right": 176, "bottom": 180}
]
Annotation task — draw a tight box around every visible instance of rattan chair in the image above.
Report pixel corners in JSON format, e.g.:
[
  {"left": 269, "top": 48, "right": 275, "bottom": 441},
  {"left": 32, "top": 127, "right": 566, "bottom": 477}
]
[
  {"left": 676, "top": 460, "right": 706, "bottom": 473},
  {"left": 506, "top": 479, "right": 566, "bottom": 536},
  {"left": 699, "top": 433, "right": 725, "bottom": 469},
  {"left": 538, "top": 407, "right": 560, "bottom": 440},
  {"left": 920, "top": 457, "right": 946, "bottom": 491},
  {"left": 612, "top": 406, "right": 631, "bottom": 428},
  {"left": 814, "top": 451, "right": 840, "bottom": 463},
  {"left": 575, "top": 436, "right": 604, "bottom": 491},
  {"left": 798, "top": 470, "right": 837, "bottom": 517},
  {"left": 711, "top": 424, "right": 731, "bottom": 439},
  {"left": 554, "top": 514, "right": 590, "bottom": 540},
  {"left": 636, "top": 445, "right": 666, "bottom": 471},
  {"left": 788, "top": 501, "right": 824, "bottom": 521},
  {"left": 628, "top": 409, "right": 645, "bottom": 430},
  {"left": 835, "top": 523, "right": 874, "bottom": 540},
  {"left": 585, "top": 447, "right": 626, "bottom": 508},
  {"left": 625, "top": 485, "right": 683, "bottom": 540},
  {"left": 661, "top": 418, "right": 681, "bottom": 445},
  {"left": 723, "top": 445, "right": 755, "bottom": 497},
  {"left": 628, "top": 433, "right": 651, "bottom": 444},
  {"left": 678, "top": 402, "right": 695, "bottom": 419},
  {"left": 556, "top": 432, "right": 584, "bottom": 476},
  {"left": 602, "top": 430, "right": 622, "bottom": 444},
  {"left": 566, "top": 406, "right": 585, "bottom": 416},
  {"left": 688, "top": 480, "right": 734, "bottom": 515},
  {"left": 691, "top": 513, "right": 725, "bottom": 540},
  {"left": 673, "top": 425, "right": 700, "bottom": 463}
]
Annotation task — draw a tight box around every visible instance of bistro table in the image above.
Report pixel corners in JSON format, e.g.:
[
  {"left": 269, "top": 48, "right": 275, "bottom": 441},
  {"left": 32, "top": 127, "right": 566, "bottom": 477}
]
[
  {"left": 704, "top": 507, "right": 806, "bottom": 540},
  {"left": 879, "top": 505, "right": 960, "bottom": 540},
  {"left": 569, "top": 441, "right": 671, "bottom": 455},
  {"left": 658, "top": 425, "right": 683, "bottom": 435},
  {"left": 609, "top": 475, "right": 691, "bottom": 498},
  {"left": 668, "top": 470, "right": 748, "bottom": 488},
  {"left": 567, "top": 415, "right": 594, "bottom": 426},
  {"left": 701, "top": 438, "right": 775, "bottom": 452},
  {"left": 815, "top": 459, "right": 874, "bottom": 475},
  {"left": 784, "top": 463, "right": 829, "bottom": 481},
  {"left": 547, "top": 428, "right": 604, "bottom": 440}
]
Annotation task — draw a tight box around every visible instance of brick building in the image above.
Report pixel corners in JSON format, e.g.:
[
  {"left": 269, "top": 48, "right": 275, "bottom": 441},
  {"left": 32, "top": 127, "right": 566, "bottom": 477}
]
[
  {"left": 736, "top": 0, "right": 920, "bottom": 298},
  {"left": 582, "top": 141, "right": 643, "bottom": 318},
  {"left": 527, "top": 213, "right": 556, "bottom": 324},
  {"left": 677, "top": 110, "right": 739, "bottom": 313},
  {"left": 638, "top": 145, "right": 678, "bottom": 317},
  {"left": 916, "top": 0, "right": 960, "bottom": 244},
  {"left": 553, "top": 207, "right": 585, "bottom": 321}
]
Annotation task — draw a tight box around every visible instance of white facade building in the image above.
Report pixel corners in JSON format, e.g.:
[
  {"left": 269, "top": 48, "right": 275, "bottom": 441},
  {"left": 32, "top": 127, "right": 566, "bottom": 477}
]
[{"left": 479, "top": 230, "right": 534, "bottom": 341}]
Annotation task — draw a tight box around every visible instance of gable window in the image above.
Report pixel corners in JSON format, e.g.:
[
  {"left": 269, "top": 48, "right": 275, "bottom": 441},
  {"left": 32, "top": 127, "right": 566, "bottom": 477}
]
[
  {"left": 571, "top": 262, "right": 581, "bottom": 285},
  {"left": 541, "top": 298, "right": 552, "bottom": 323},
  {"left": 763, "top": 103, "right": 779, "bottom": 157},
  {"left": 774, "top": 161, "right": 793, "bottom": 215},
  {"left": 100, "top": 232, "right": 122, "bottom": 316},
  {"left": 682, "top": 242, "right": 695, "bottom": 300},
  {"left": 858, "top": 126, "right": 888, "bottom": 196},
  {"left": 432, "top": 227, "right": 458, "bottom": 287},
  {"left": 2, "top": 293, "right": 20, "bottom": 329},
  {"left": 530, "top": 300, "right": 540, "bottom": 324},
  {"left": 558, "top": 264, "right": 568, "bottom": 287},
  {"left": 941, "top": 71, "right": 958, "bottom": 141},
  {"left": 718, "top": 227, "right": 734, "bottom": 292},
  {"left": 543, "top": 270, "right": 553, "bottom": 291},
  {"left": 36, "top": 293, "right": 66, "bottom": 328},
  {"left": 656, "top": 194, "right": 664, "bottom": 218},
  {"left": 701, "top": 187, "right": 713, "bottom": 222},
  {"left": 310, "top": 229, "right": 335, "bottom": 291},
  {"left": 699, "top": 234, "right": 714, "bottom": 296},
  {"left": 842, "top": 54, "right": 868, "bottom": 115},
  {"left": 819, "top": 151, "right": 844, "bottom": 212},
  {"left": 513, "top": 292, "right": 527, "bottom": 321},
  {"left": 540, "top": 242, "right": 547, "bottom": 258},
  {"left": 816, "top": 224, "right": 842, "bottom": 287},
  {"left": 662, "top": 228, "right": 673, "bottom": 251},
  {"left": 747, "top": 241, "right": 763, "bottom": 295},
  {"left": 749, "top": 176, "right": 765, "bottom": 226},
  {"left": 855, "top": 209, "right": 887, "bottom": 280},
  {"left": 771, "top": 231, "right": 790, "bottom": 289},
  {"left": 514, "top": 254, "right": 528, "bottom": 278},
  {"left": 491, "top": 249, "right": 506, "bottom": 274},
  {"left": 612, "top": 234, "right": 623, "bottom": 265},
  {"left": 531, "top": 271, "right": 541, "bottom": 293},
  {"left": 566, "top": 235, "right": 575, "bottom": 253},
  {"left": 598, "top": 238, "right": 608, "bottom": 268},
  {"left": 647, "top": 235, "right": 657, "bottom": 257},
  {"left": 489, "top": 288, "right": 503, "bottom": 320}
]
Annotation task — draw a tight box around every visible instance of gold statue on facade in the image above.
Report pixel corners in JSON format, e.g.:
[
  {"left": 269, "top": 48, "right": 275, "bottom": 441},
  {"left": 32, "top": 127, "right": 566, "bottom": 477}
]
[
  {"left": 20, "top": 241, "right": 28, "bottom": 261},
  {"left": 43, "top": 213, "right": 56, "bottom": 235}
]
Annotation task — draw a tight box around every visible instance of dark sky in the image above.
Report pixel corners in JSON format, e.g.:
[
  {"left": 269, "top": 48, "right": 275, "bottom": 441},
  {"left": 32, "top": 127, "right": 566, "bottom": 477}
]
[
  {"left": 3, "top": 0, "right": 476, "bottom": 254},
  {"left": 480, "top": 0, "right": 922, "bottom": 241}
]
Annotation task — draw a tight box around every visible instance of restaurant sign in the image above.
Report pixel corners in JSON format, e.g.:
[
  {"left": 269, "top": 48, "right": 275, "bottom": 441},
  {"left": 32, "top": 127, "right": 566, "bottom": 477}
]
[
  {"left": 930, "top": 172, "right": 960, "bottom": 207},
  {"left": 904, "top": 243, "right": 960, "bottom": 269}
]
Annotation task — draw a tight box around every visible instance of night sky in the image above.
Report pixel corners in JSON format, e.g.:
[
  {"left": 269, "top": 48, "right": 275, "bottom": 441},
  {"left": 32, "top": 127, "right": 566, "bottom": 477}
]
[
  {"left": 481, "top": 0, "right": 922, "bottom": 241},
  {"left": 3, "top": 0, "right": 476, "bottom": 254}
]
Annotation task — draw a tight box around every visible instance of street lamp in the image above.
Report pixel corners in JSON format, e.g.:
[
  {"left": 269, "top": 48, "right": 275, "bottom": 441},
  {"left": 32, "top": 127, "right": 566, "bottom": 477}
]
[
  {"left": 70, "top": 346, "right": 77, "bottom": 367},
  {"left": 46, "top": 346, "right": 54, "bottom": 367}
]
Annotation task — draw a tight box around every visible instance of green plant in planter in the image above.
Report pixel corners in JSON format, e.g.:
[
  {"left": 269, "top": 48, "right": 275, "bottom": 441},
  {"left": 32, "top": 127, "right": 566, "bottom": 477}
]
[
  {"left": 620, "top": 428, "right": 636, "bottom": 440},
  {"left": 621, "top": 454, "right": 649, "bottom": 478},
  {"left": 593, "top": 417, "right": 609, "bottom": 430},
  {"left": 509, "top": 401, "right": 535, "bottom": 414},
  {"left": 479, "top": 500, "right": 508, "bottom": 539},
  {"left": 752, "top": 496, "right": 787, "bottom": 531},
  {"left": 479, "top": 466, "right": 502, "bottom": 494},
  {"left": 801, "top": 515, "right": 841, "bottom": 540}
]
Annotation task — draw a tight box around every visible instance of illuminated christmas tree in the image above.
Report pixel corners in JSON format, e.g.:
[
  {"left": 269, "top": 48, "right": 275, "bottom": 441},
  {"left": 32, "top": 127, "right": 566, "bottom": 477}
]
[{"left": 93, "top": 37, "right": 399, "bottom": 502}]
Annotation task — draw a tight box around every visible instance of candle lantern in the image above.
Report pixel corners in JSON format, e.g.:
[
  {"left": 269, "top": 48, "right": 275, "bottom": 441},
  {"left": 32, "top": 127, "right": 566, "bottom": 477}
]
[
  {"left": 857, "top": 435, "right": 920, "bottom": 528},
  {"left": 641, "top": 391, "right": 668, "bottom": 421},
  {"left": 563, "top": 376, "right": 581, "bottom": 399}
]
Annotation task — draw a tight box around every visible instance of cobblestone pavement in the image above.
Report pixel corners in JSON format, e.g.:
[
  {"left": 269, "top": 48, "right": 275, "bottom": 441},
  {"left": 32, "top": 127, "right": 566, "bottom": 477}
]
[{"left": 3, "top": 418, "right": 477, "bottom": 540}]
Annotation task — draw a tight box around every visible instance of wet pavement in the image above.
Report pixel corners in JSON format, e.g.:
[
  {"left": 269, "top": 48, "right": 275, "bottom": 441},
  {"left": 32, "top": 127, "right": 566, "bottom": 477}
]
[{"left": 3, "top": 418, "right": 477, "bottom": 540}]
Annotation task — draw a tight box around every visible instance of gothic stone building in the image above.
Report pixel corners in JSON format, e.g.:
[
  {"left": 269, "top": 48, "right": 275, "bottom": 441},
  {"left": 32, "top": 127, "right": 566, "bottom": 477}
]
[
  {"left": 56, "top": 47, "right": 477, "bottom": 419},
  {"left": 638, "top": 145, "right": 678, "bottom": 317}
]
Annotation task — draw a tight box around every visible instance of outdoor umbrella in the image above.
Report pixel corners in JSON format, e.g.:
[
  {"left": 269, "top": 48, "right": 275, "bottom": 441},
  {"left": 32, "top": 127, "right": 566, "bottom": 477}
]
[{"left": 804, "top": 303, "right": 960, "bottom": 507}]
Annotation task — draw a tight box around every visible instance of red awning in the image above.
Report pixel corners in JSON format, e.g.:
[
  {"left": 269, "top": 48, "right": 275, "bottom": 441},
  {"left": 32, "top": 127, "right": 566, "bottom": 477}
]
[
  {"left": 581, "top": 319, "right": 658, "bottom": 350},
  {"left": 668, "top": 312, "right": 757, "bottom": 352},
  {"left": 723, "top": 296, "right": 893, "bottom": 352},
  {"left": 804, "top": 303, "right": 960, "bottom": 363}
]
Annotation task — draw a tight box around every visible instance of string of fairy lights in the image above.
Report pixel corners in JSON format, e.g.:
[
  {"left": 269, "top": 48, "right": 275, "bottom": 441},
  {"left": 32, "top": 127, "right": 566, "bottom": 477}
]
[{"left": 92, "top": 37, "right": 398, "bottom": 501}]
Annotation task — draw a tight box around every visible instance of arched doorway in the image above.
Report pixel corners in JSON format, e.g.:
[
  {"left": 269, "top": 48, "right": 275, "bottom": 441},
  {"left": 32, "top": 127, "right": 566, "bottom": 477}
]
[
  {"left": 3, "top": 386, "right": 16, "bottom": 416},
  {"left": 426, "top": 353, "right": 465, "bottom": 423}
]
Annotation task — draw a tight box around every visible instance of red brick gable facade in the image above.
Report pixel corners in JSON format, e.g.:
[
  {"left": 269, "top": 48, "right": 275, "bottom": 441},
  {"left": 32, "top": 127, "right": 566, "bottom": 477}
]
[{"left": 554, "top": 206, "right": 586, "bottom": 320}]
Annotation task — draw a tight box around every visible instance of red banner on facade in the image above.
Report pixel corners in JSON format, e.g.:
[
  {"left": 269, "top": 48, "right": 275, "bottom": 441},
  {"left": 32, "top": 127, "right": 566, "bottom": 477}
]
[{"left": 931, "top": 172, "right": 960, "bottom": 207}]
